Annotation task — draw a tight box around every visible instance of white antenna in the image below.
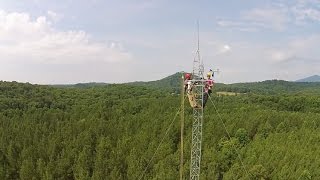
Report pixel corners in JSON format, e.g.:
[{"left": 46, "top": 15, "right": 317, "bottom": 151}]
[{"left": 197, "top": 20, "right": 200, "bottom": 52}]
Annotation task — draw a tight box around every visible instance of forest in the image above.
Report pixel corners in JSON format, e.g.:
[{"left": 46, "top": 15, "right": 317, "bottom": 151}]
[{"left": 1, "top": 76, "right": 320, "bottom": 179}]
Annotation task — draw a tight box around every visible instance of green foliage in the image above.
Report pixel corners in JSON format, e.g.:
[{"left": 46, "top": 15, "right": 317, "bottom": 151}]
[
  {"left": 249, "top": 164, "right": 269, "bottom": 180},
  {"left": 236, "top": 128, "right": 249, "bottom": 146},
  {"left": 299, "top": 170, "right": 312, "bottom": 180},
  {"left": 214, "top": 80, "right": 320, "bottom": 94},
  {"left": 0, "top": 80, "right": 320, "bottom": 179}
]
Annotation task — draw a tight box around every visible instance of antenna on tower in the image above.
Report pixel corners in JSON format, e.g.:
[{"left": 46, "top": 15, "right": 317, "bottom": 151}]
[
  {"left": 189, "top": 20, "right": 205, "bottom": 180},
  {"left": 197, "top": 20, "right": 200, "bottom": 52},
  {"left": 192, "top": 20, "right": 204, "bottom": 80}
]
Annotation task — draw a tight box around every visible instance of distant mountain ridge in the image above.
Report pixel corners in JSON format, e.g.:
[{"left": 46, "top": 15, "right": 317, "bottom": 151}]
[
  {"left": 51, "top": 82, "right": 109, "bottom": 88},
  {"left": 45, "top": 72, "right": 320, "bottom": 94},
  {"left": 296, "top": 75, "right": 320, "bottom": 82},
  {"left": 127, "top": 72, "right": 184, "bottom": 93},
  {"left": 129, "top": 73, "right": 320, "bottom": 94}
]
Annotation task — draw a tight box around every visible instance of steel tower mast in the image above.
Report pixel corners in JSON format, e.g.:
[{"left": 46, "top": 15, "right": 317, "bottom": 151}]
[{"left": 190, "top": 21, "right": 205, "bottom": 180}]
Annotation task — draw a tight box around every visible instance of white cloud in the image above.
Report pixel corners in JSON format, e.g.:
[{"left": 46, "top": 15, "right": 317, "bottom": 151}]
[
  {"left": 269, "top": 34, "right": 320, "bottom": 62},
  {"left": 223, "top": 45, "right": 230, "bottom": 51},
  {"left": 270, "top": 50, "right": 293, "bottom": 62},
  {"left": 204, "top": 33, "right": 320, "bottom": 83},
  {"left": 217, "top": 20, "right": 244, "bottom": 27},
  {"left": 265, "top": 34, "right": 320, "bottom": 81},
  {"left": 216, "top": 6, "right": 290, "bottom": 31},
  {"left": 216, "top": 20, "right": 258, "bottom": 32},
  {"left": 0, "top": 10, "right": 132, "bottom": 65},
  {"left": 219, "top": 44, "right": 231, "bottom": 54},
  {"left": 206, "top": 41, "right": 232, "bottom": 56},
  {"left": 291, "top": 3, "right": 320, "bottom": 23},
  {"left": 243, "top": 7, "right": 289, "bottom": 31},
  {"left": 47, "top": 10, "right": 62, "bottom": 22},
  {"left": 216, "top": 1, "right": 320, "bottom": 31}
]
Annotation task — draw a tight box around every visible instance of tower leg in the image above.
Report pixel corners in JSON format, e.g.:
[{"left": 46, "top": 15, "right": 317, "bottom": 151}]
[{"left": 190, "top": 84, "right": 204, "bottom": 180}]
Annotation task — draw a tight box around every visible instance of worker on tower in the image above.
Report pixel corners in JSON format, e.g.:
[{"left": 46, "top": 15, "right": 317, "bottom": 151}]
[
  {"left": 203, "top": 71, "right": 214, "bottom": 107},
  {"left": 184, "top": 73, "right": 192, "bottom": 93},
  {"left": 184, "top": 73, "right": 199, "bottom": 108},
  {"left": 205, "top": 72, "right": 214, "bottom": 93}
]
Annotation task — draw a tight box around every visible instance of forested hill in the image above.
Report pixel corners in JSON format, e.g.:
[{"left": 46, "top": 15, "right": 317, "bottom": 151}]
[
  {"left": 51, "top": 82, "right": 109, "bottom": 88},
  {"left": 127, "top": 72, "right": 183, "bottom": 93},
  {"left": 296, "top": 75, "right": 320, "bottom": 82},
  {"left": 48, "top": 72, "right": 320, "bottom": 94},
  {"left": 128, "top": 72, "right": 320, "bottom": 94},
  {"left": 1, "top": 80, "right": 320, "bottom": 179},
  {"left": 215, "top": 80, "right": 320, "bottom": 94}
]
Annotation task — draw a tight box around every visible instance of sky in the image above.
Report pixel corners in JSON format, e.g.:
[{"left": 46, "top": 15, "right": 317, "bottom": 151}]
[{"left": 0, "top": 0, "right": 319, "bottom": 84}]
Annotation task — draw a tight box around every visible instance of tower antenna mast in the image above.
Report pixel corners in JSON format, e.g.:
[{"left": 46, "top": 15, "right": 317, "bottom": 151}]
[{"left": 190, "top": 20, "right": 205, "bottom": 180}]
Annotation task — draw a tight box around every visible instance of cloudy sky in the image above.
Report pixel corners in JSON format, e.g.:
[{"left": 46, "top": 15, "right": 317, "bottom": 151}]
[{"left": 0, "top": 0, "right": 319, "bottom": 84}]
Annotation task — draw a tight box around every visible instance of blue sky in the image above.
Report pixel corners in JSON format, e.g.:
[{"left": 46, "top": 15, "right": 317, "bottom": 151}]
[{"left": 0, "top": 0, "right": 319, "bottom": 84}]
